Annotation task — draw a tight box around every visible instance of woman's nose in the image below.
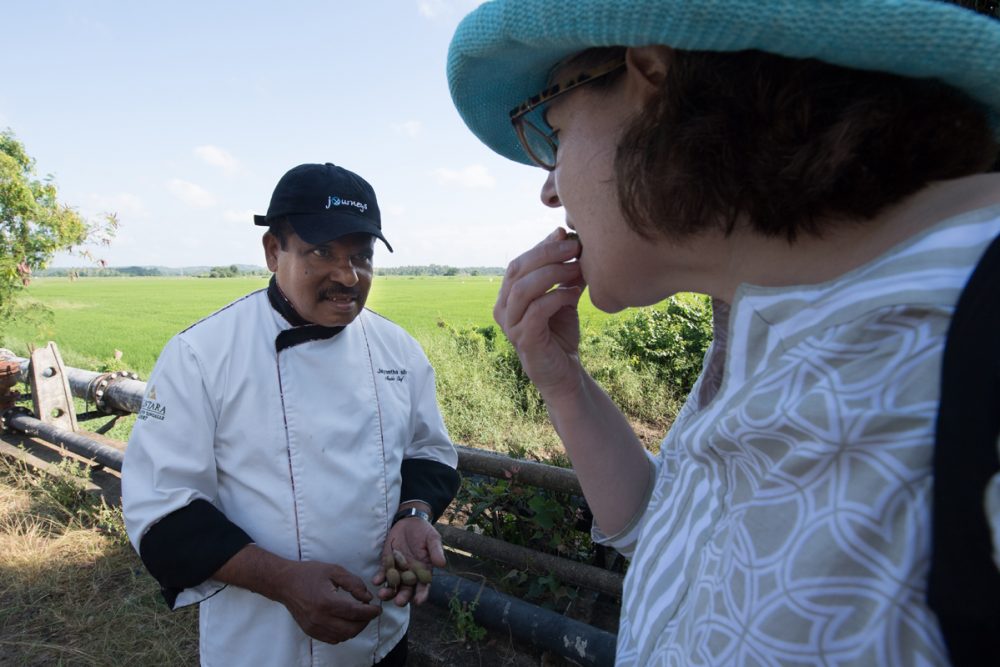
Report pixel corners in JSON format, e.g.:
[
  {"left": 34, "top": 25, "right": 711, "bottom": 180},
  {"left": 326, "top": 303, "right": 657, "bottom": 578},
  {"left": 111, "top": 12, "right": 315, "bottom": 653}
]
[{"left": 540, "top": 170, "right": 561, "bottom": 208}]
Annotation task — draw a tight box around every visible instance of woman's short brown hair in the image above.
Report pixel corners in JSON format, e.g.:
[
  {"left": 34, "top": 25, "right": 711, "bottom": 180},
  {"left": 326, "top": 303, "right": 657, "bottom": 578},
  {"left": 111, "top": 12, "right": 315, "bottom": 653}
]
[{"left": 567, "top": 46, "right": 999, "bottom": 241}]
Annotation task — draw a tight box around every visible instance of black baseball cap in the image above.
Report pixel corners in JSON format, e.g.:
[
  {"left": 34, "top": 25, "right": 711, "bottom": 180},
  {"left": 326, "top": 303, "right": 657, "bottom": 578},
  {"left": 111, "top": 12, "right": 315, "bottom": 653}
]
[{"left": 254, "top": 162, "right": 393, "bottom": 252}]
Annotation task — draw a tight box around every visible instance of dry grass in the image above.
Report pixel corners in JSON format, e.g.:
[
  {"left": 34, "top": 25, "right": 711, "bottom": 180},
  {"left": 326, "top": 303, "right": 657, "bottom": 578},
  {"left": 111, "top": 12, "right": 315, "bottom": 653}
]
[{"left": 0, "top": 457, "right": 198, "bottom": 666}]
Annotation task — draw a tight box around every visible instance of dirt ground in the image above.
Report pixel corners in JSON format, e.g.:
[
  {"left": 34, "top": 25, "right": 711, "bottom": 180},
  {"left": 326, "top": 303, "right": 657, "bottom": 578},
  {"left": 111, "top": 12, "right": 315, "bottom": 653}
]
[{"left": 408, "top": 599, "right": 548, "bottom": 667}]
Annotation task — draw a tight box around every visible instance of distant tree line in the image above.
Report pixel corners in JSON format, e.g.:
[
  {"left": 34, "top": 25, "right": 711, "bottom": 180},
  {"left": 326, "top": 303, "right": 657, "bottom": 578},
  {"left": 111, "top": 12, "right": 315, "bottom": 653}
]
[
  {"left": 206, "top": 265, "right": 241, "bottom": 278},
  {"left": 37, "top": 266, "right": 164, "bottom": 278},
  {"left": 36, "top": 265, "right": 270, "bottom": 278},
  {"left": 376, "top": 264, "right": 504, "bottom": 277},
  {"left": 34, "top": 264, "right": 504, "bottom": 278}
]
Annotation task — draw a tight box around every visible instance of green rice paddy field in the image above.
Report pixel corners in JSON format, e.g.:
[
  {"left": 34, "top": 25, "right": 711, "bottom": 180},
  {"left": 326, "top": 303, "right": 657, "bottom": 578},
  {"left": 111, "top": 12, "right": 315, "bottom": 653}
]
[{"left": 2, "top": 275, "right": 620, "bottom": 376}]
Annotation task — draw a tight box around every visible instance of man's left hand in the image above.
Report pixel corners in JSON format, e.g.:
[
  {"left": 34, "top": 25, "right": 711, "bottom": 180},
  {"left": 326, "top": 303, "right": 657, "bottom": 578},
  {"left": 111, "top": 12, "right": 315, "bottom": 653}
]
[{"left": 372, "top": 514, "right": 446, "bottom": 607}]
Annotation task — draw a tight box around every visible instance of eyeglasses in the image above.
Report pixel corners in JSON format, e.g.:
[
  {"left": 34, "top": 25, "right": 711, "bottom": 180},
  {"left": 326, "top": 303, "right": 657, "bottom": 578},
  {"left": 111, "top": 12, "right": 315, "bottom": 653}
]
[{"left": 509, "top": 57, "right": 627, "bottom": 170}]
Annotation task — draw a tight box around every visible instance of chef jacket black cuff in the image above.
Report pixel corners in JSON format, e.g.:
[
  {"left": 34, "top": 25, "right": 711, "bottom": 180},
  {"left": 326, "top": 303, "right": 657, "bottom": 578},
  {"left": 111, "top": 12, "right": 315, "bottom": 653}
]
[
  {"left": 400, "top": 458, "right": 461, "bottom": 521},
  {"left": 139, "top": 499, "right": 252, "bottom": 607}
]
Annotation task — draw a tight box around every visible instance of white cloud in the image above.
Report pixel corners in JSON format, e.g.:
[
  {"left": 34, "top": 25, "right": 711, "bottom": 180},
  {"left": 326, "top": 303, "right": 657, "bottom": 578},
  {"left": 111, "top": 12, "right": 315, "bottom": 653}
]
[
  {"left": 223, "top": 209, "right": 255, "bottom": 223},
  {"left": 195, "top": 145, "right": 241, "bottom": 174},
  {"left": 391, "top": 120, "right": 422, "bottom": 138},
  {"left": 432, "top": 164, "right": 496, "bottom": 189},
  {"left": 87, "top": 192, "right": 147, "bottom": 218},
  {"left": 417, "top": 0, "right": 444, "bottom": 17},
  {"left": 167, "top": 179, "right": 216, "bottom": 207}
]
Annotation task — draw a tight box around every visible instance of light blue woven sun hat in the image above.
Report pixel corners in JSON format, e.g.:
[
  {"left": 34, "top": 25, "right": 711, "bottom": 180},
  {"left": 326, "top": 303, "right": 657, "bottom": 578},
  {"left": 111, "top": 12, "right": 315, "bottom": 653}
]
[{"left": 447, "top": 0, "right": 1000, "bottom": 166}]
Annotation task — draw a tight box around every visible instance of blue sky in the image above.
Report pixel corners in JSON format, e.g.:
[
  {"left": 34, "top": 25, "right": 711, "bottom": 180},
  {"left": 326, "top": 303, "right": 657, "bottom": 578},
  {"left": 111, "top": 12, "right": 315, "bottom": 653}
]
[{"left": 3, "top": 1, "right": 563, "bottom": 268}]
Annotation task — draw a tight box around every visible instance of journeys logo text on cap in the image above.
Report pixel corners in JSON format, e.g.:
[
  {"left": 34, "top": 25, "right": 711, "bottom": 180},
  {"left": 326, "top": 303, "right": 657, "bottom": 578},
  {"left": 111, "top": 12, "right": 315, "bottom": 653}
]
[{"left": 254, "top": 162, "right": 393, "bottom": 252}]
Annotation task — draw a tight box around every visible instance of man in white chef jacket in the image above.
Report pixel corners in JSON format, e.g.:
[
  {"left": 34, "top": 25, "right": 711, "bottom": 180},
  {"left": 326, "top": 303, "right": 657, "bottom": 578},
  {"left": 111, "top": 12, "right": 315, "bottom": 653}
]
[{"left": 122, "top": 162, "right": 461, "bottom": 666}]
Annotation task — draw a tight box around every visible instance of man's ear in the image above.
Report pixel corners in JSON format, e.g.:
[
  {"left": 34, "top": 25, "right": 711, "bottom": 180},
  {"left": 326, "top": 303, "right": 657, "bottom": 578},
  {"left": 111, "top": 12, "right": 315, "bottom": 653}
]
[
  {"left": 262, "top": 232, "right": 279, "bottom": 272},
  {"left": 624, "top": 45, "right": 672, "bottom": 104}
]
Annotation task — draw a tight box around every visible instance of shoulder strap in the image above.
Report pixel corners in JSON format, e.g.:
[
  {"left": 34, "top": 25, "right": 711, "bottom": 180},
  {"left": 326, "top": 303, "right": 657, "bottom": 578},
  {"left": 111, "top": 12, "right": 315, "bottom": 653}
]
[{"left": 928, "top": 231, "right": 1000, "bottom": 664}]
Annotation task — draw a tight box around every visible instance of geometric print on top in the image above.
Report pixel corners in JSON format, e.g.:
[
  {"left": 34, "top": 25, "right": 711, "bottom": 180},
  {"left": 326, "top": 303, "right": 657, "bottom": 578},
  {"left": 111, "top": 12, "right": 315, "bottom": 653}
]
[{"left": 601, "top": 207, "right": 1000, "bottom": 666}]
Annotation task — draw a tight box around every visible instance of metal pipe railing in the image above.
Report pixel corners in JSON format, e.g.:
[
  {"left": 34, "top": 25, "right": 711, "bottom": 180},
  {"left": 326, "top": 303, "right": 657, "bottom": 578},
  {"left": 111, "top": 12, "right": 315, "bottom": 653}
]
[
  {"left": 13, "top": 356, "right": 584, "bottom": 496},
  {"left": 428, "top": 570, "right": 616, "bottom": 666},
  {"left": 2, "top": 409, "right": 125, "bottom": 470},
  {"left": 437, "top": 524, "right": 622, "bottom": 598},
  {"left": 14, "top": 356, "right": 144, "bottom": 414},
  {"left": 456, "top": 445, "right": 581, "bottom": 496},
  {"left": 2, "top": 405, "right": 623, "bottom": 599}
]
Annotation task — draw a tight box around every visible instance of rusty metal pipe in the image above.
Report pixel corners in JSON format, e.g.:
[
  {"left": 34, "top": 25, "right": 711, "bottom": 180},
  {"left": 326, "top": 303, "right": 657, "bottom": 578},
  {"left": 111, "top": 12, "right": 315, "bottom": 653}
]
[
  {"left": 2, "top": 410, "right": 124, "bottom": 470},
  {"left": 14, "top": 357, "right": 586, "bottom": 496},
  {"left": 428, "top": 570, "right": 616, "bottom": 666},
  {"left": 15, "top": 356, "right": 145, "bottom": 414},
  {"left": 456, "top": 445, "right": 581, "bottom": 496},
  {"left": 437, "top": 524, "right": 622, "bottom": 598}
]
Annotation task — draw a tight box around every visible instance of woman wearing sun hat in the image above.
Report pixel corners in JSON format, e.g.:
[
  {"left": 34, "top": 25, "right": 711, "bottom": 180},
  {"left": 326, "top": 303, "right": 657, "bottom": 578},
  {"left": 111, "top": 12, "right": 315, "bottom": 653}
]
[{"left": 448, "top": 1, "right": 1000, "bottom": 664}]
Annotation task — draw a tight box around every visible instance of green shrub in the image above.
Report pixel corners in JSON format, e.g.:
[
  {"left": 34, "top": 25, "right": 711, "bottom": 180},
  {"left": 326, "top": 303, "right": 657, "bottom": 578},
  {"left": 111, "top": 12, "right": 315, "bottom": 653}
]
[
  {"left": 424, "top": 327, "right": 560, "bottom": 460},
  {"left": 447, "top": 594, "right": 487, "bottom": 643},
  {"left": 455, "top": 474, "right": 592, "bottom": 559},
  {"left": 437, "top": 320, "right": 545, "bottom": 419},
  {"left": 607, "top": 294, "right": 713, "bottom": 392},
  {"left": 432, "top": 295, "right": 713, "bottom": 452},
  {"left": 448, "top": 472, "right": 593, "bottom": 608},
  {"left": 578, "top": 331, "right": 679, "bottom": 424}
]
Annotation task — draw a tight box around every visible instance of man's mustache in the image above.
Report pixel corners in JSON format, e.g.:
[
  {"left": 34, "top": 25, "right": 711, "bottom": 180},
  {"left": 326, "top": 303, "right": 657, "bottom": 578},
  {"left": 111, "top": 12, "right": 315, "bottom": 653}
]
[{"left": 319, "top": 285, "right": 359, "bottom": 299}]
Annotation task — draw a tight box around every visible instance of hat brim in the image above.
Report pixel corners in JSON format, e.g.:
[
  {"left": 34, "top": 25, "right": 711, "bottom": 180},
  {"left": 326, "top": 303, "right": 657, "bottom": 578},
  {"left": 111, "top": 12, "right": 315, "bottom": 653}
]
[
  {"left": 260, "top": 212, "right": 393, "bottom": 253},
  {"left": 447, "top": 0, "right": 1000, "bottom": 166},
  {"left": 292, "top": 213, "right": 393, "bottom": 253}
]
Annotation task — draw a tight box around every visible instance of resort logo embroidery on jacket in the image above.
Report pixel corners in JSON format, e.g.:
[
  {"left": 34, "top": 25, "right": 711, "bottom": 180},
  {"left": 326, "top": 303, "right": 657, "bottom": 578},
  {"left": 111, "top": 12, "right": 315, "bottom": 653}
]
[{"left": 137, "top": 383, "right": 167, "bottom": 421}]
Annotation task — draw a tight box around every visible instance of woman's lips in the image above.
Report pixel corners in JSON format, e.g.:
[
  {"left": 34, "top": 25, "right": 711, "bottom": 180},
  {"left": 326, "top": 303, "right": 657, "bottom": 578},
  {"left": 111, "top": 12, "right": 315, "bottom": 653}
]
[{"left": 566, "top": 231, "right": 582, "bottom": 260}]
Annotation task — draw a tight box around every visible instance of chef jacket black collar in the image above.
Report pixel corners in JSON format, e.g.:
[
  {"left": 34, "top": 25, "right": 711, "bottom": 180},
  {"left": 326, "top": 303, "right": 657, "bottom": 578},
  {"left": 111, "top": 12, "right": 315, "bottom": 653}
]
[{"left": 267, "top": 275, "right": 346, "bottom": 352}]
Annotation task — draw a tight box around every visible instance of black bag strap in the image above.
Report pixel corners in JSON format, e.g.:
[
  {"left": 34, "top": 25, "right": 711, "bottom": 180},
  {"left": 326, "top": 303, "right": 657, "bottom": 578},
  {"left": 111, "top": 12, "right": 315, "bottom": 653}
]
[{"left": 929, "top": 230, "right": 1000, "bottom": 665}]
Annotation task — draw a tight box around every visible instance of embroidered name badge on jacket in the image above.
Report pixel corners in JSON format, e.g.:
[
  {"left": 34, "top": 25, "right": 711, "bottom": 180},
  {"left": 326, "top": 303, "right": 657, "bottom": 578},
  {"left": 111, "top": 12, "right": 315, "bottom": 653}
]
[{"left": 377, "top": 368, "right": 408, "bottom": 383}]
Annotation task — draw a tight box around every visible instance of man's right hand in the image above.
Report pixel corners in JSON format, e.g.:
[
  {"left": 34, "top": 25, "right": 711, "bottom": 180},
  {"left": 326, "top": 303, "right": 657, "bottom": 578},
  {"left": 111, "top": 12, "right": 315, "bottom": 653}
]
[
  {"left": 213, "top": 544, "right": 381, "bottom": 645},
  {"left": 271, "top": 560, "right": 381, "bottom": 645}
]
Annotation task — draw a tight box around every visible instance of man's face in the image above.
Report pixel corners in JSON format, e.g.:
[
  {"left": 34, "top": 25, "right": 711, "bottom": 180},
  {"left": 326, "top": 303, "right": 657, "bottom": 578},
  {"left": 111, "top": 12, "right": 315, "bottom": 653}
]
[{"left": 264, "top": 230, "right": 375, "bottom": 327}]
